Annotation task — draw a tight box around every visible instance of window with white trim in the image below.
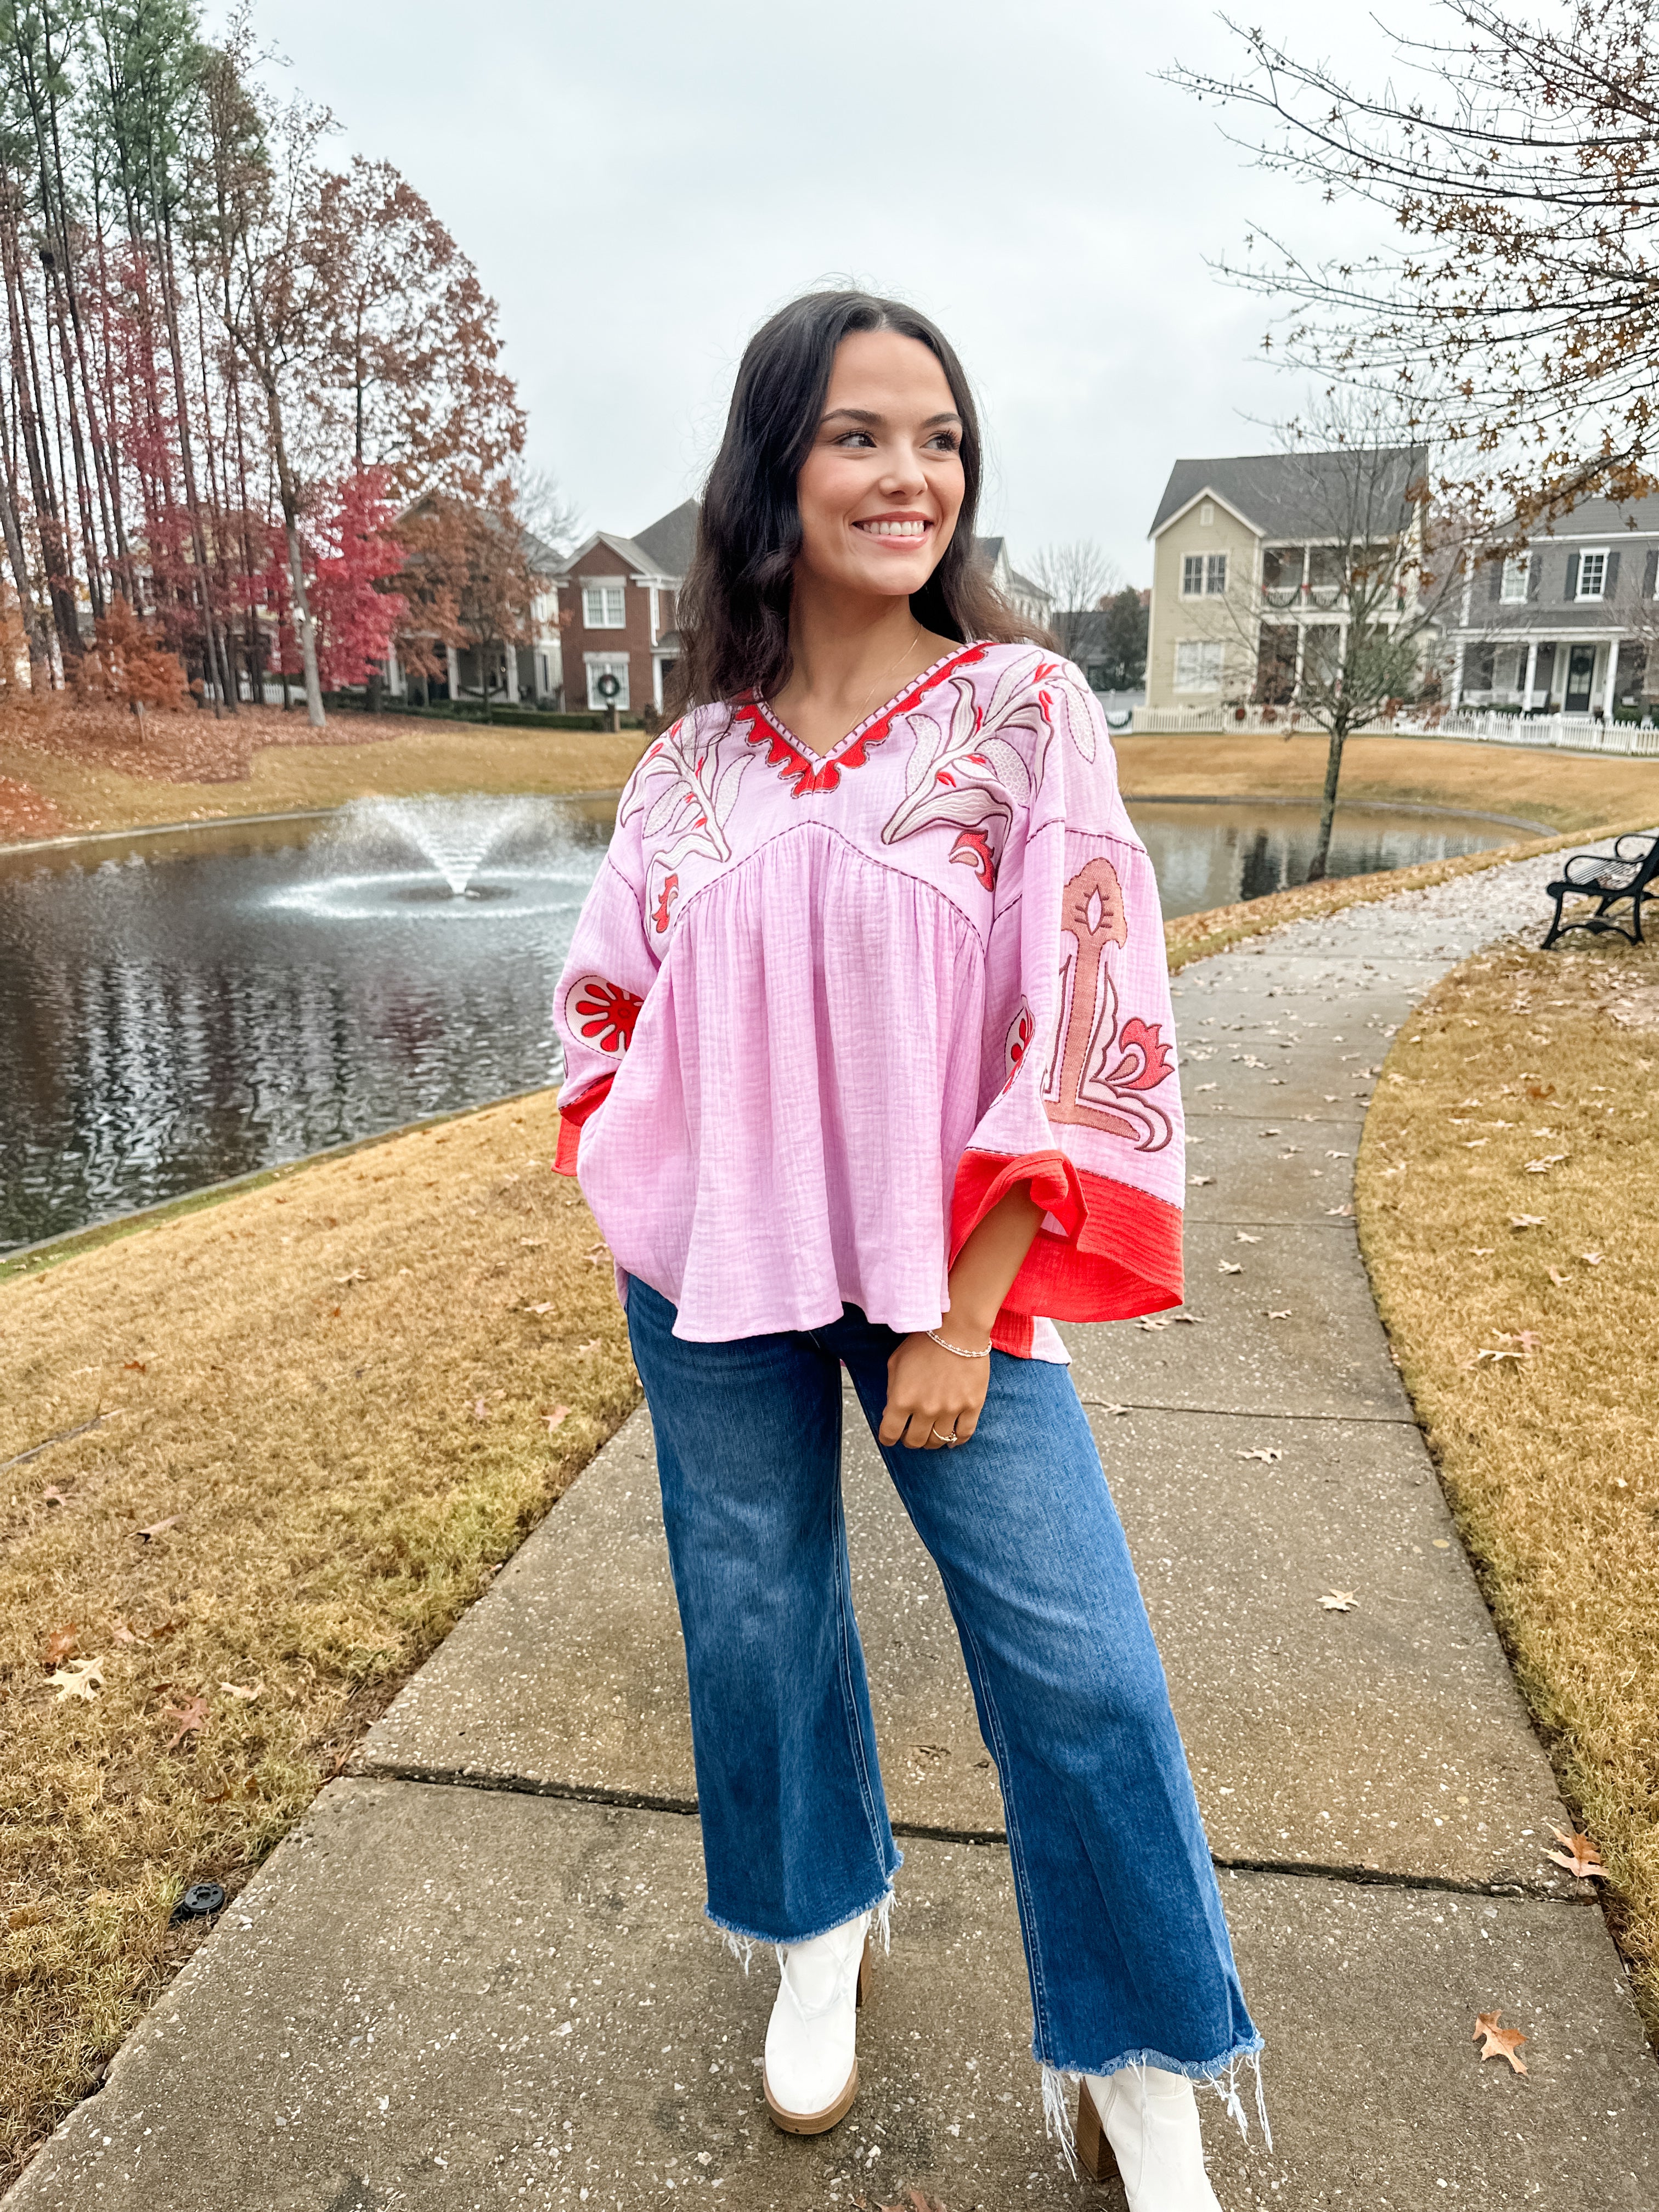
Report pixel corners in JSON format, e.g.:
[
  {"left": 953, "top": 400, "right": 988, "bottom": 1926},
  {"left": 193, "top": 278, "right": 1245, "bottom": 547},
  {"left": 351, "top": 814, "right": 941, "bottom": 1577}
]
[
  {"left": 1181, "top": 552, "right": 1228, "bottom": 597},
  {"left": 582, "top": 582, "right": 627, "bottom": 628},
  {"left": 1500, "top": 552, "right": 1530, "bottom": 602},
  {"left": 1175, "top": 639, "right": 1225, "bottom": 691},
  {"left": 1577, "top": 549, "right": 1608, "bottom": 600},
  {"left": 584, "top": 653, "right": 630, "bottom": 710}
]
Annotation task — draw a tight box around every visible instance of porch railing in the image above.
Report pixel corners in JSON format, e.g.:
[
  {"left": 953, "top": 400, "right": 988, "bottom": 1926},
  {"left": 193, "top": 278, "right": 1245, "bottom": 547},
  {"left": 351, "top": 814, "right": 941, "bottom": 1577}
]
[{"left": 1130, "top": 704, "right": 1659, "bottom": 755}]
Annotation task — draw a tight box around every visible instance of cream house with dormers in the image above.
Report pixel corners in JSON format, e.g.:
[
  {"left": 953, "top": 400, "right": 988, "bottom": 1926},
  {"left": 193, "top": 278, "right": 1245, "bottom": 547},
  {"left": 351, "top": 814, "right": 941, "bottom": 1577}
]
[{"left": 1144, "top": 448, "right": 1429, "bottom": 711}]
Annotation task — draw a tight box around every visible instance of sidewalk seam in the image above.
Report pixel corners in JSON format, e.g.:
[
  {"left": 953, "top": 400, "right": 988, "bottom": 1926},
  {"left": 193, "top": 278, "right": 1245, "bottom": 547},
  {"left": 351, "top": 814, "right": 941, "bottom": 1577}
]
[{"left": 354, "top": 1763, "right": 1594, "bottom": 1906}]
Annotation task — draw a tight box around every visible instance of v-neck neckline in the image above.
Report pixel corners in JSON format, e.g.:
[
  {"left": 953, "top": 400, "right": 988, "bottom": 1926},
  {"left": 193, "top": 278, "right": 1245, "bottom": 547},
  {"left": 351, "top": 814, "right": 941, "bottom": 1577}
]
[{"left": 752, "top": 643, "right": 983, "bottom": 764}]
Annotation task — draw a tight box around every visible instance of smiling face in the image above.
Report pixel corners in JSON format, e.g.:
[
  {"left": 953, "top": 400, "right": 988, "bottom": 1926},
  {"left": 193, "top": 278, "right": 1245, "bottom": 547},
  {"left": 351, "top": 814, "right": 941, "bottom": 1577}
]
[{"left": 793, "top": 329, "right": 966, "bottom": 606}]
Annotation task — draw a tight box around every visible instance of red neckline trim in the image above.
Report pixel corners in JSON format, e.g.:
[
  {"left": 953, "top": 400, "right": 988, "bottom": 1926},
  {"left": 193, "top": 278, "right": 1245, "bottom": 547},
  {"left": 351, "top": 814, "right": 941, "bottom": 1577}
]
[{"left": 740, "top": 641, "right": 988, "bottom": 798}]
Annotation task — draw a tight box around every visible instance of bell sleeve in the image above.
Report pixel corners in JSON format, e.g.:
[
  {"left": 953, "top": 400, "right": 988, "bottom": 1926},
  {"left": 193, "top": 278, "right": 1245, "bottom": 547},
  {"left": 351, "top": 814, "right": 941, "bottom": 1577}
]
[
  {"left": 949, "top": 662, "right": 1184, "bottom": 1352},
  {"left": 551, "top": 804, "right": 661, "bottom": 1176}
]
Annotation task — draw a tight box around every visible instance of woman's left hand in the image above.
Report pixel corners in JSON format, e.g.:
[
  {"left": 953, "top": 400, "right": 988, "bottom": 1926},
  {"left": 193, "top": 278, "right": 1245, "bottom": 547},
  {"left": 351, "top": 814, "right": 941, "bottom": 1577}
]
[{"left": 879, "top": 1331, "right": 990, "bottom": 1451}]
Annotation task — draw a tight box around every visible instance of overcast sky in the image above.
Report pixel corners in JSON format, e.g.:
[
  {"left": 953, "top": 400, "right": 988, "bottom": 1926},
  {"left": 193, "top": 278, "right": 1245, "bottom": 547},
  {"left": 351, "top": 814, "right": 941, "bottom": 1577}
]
[{"left": 236, "top": 0, "right": 1441, "bottom": 584}]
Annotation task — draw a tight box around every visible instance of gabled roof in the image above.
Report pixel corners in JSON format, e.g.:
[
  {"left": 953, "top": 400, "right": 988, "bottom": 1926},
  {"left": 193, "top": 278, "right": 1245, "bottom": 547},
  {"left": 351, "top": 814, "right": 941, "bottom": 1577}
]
[
  {"left": 1513, "top": 494, "right": 1659, "bottom": 539},
  {"left": 1149, "top": 447, "right": 1429, "bottom": 541},
  {"left": 555, "top": 528, "right": 665, "bottom": 580},
  {"left": 633, "top": 498, "right": 699, "bottom": 578}
]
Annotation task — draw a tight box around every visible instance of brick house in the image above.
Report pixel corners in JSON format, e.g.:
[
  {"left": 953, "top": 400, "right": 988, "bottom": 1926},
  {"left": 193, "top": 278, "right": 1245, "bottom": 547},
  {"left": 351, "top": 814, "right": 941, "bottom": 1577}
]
[{"left": 554, "top": 500, "right": 697, "bottom": 714}]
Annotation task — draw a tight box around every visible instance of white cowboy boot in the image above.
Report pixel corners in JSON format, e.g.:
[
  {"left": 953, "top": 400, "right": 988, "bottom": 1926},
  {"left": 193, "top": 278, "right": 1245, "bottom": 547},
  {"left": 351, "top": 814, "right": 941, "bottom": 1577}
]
[
  {"left": 1076, "top": 2066, "right": 1226, "bottom": 2210},
  {"left": 762, "top": 1911, "right": 872, "bottom": 2134}
]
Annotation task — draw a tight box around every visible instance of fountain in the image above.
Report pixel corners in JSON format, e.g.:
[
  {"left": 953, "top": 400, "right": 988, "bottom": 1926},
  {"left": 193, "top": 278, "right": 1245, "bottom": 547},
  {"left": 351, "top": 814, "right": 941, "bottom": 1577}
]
[{"left": 268, "top": 794, "right": 594, "bottom": 923}]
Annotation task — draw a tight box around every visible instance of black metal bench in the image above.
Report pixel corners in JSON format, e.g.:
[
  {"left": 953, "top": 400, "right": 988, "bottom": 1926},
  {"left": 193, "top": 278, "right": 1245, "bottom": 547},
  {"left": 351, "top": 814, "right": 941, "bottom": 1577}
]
[{"left": 1542, "top": 831, "right": 1659, "bottom": 948}]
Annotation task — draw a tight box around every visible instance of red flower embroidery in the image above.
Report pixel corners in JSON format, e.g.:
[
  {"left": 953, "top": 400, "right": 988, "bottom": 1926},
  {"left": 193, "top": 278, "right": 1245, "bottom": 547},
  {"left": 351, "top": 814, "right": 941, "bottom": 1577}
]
[
  {"left": 950, "top": 826, "right": 998, "bottom": 891},
  {"left": 567, "top": 975, "right": 643, "bottom": 1056},
  {"left": 1002, "top": 998, "right": 1034, "bottom": 1092},
  {"left": 740, "top": 644, "right": 988, "bottom": 800},
  {"left": 1101, "top": 1017, "right": 1174, "bottom": 1093},
  {"left": 651, "top": 870, "right": 680, "bottom": 934}
]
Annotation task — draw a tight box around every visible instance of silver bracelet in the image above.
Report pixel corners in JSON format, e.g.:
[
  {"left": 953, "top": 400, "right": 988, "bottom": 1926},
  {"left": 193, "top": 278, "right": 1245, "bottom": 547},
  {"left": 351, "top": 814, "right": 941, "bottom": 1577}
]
[{"left": 926, "top": 1327, "right": 991, "bottom": 1359}]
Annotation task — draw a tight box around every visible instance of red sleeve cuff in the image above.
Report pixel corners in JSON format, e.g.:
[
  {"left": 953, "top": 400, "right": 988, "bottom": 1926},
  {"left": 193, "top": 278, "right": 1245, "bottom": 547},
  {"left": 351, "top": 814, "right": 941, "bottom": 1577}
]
[
  {"left": 949, "top": 1147, "right": 1184, "bottom": 1348},
  {"left": 552, "top": 1076, "right": 615, "bottom": 1176}
]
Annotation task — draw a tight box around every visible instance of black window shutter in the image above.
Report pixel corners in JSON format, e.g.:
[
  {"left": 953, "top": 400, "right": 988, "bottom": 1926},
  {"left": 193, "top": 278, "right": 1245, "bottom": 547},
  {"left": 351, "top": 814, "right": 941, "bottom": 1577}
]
[
  {"left": 1564, "top": 552, "right": 1579, "bottom": 600},
  {"left": 1487, "top": 561, "right": 1502, "bottom": 602},
  {"left": 1528, "top": 551, "right": 1542, "bottom": 600},
  {"left": 1605, "top": 550, "right": 1622, "bottom": 599},
  {"left": 1644, "top": 549, "right": 1658, "bottom": 599}
]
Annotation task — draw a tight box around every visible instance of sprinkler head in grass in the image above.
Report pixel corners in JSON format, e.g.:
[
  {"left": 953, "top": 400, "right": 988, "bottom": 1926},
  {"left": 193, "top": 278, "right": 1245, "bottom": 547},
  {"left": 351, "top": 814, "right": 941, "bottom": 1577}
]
[{"left": 172, "top": 1881, "right": 225, "bottom": 1923}]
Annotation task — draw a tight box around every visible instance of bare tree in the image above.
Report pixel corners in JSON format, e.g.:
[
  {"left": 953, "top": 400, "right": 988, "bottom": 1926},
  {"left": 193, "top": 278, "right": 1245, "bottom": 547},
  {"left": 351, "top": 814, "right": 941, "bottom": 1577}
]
[
  {"left": 1167, "top": 2, "right": 1659, "bottom": 529},
  {"left": 1222, "top": 416, "right": 1466, "bottom": 878},
  {"left": 1029, "top": 539, "right": 1121, "bottom": 662},
  {"left": 510, "top": 460, "right": 579, "bottom": 560}
]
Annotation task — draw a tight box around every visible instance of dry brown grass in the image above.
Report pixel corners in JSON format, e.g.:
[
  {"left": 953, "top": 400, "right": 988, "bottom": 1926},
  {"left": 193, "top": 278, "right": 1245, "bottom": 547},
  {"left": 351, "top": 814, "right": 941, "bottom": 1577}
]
[
  {"left": 1115, "top": 728, "right": 1659, "bottom": 833},
  {"left": 0, "top": 707, "right": 647, "bottom": 842},
  {"left": 0, "top": 1092, "right": 638, "bottom": 2182},
  {"left": 1357, "top": 928, "right": 1659, "bottom": 2036}
]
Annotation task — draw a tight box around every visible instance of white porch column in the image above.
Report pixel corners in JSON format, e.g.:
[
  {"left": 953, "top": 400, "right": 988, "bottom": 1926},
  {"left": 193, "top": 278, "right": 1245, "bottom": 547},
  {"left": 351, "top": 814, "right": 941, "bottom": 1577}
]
[
  {"left": 446, "top": 642, "right": 461, "bottom": 698},
  {"left": 1452, "top": 636, "right": 1466, "bottom": 706},
  {"left": 505, "top": 645, "right": 520, "bottom": 703},
  {"left": 1522, "top": 637, "right": 1538, "bottom": 713},
  {"left": 1604, "top": 635, "right": 1621, "bottom": 717}
]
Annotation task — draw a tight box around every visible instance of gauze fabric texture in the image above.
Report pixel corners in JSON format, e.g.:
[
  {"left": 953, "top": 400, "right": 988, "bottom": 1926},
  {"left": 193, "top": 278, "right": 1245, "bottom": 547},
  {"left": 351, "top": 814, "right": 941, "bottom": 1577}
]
[{"left": 552, "top": 643, "right": 1185, "bottom": 1358}]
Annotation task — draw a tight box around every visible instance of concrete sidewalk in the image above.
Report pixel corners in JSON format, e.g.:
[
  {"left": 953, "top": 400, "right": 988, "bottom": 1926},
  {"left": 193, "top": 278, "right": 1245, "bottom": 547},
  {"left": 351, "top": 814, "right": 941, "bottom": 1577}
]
[{"left": 12, "top": 854, "right": 1658, "bottom": 2209}]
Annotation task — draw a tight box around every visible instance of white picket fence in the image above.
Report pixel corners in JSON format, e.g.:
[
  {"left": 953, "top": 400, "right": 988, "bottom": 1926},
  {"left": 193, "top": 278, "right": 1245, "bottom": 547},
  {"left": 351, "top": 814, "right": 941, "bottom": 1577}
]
[{"left": 1131, "top": 703, "right": 1659, "bottom": 757}]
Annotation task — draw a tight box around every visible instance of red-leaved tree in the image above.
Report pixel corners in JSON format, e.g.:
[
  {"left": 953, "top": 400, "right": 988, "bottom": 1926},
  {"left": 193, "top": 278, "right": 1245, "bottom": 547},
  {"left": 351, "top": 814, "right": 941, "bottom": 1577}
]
[{"left": 262, "top": 468, "right": 407, "bottom": 695}]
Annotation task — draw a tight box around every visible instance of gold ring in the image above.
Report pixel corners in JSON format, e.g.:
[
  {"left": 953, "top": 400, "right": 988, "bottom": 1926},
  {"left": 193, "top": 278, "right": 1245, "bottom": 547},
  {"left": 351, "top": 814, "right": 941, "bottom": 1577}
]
[{"left": 930, "top": 1426, "right": 960, "bottom": 1447}]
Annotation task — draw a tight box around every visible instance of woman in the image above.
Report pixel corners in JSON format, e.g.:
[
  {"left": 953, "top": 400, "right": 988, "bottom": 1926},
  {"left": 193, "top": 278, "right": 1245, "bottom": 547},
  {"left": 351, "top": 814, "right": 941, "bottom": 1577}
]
[{"left": 552, "top": 290, "right": 1262, "bottom": 2209}]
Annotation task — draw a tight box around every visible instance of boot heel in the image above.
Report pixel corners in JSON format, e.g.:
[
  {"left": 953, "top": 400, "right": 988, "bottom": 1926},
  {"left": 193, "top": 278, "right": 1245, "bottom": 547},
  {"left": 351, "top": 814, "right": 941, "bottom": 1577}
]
[
  {"left": 855, "top": 1933, "right": 875, "bottom": 2012},
  {"left": 1075, "top": 2079, "right": 1122, "bottom": 2186}
]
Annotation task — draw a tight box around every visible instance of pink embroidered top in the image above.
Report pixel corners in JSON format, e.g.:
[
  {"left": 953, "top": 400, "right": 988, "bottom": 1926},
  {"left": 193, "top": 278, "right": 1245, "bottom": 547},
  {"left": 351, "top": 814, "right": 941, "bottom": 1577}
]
[{"left": 551, "top": 641, "right": 1184, "bottom": 1361}]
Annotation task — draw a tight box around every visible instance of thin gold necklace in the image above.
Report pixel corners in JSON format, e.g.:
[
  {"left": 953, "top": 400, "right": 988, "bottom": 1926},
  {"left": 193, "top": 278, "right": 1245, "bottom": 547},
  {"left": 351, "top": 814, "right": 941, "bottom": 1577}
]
[{"left": 847, "top": 625, "right": 928, "bottom": 730}]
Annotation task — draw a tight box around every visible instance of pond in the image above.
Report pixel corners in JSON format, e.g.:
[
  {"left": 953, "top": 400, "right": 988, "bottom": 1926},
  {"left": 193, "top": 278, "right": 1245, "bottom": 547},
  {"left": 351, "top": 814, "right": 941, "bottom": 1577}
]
[{"left": 0, "top": 792, "right": 1522, "bottom": 1253}]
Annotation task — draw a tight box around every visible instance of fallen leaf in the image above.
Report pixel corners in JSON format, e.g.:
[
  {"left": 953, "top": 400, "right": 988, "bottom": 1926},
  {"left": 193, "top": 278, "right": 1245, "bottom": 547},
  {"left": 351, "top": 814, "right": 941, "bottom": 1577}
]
[
  {"left": 1509, "top": 1214, "right": 1545, "bottom": 1230},
  {"left": 1319, "top": 1591, "right": 1357, "bottom": 1612},
  {"left": 219, "top": 1681, "right": 263, "bottom": 1703},
  {"left": 1523, "top": 1154, "right": 1567, "bottom": 1173},
  {"left": 1219, "top": 1262, "right": 1244, "bottom": 1275},
  {"left": 1266, "top": 1308, "right": 1292, "bottom": 1318},
  {"left": 162, "top": 1695, "right": 210, "bottom": 1749},
  {"left": 1172, "top": 1313, "right": 1203, "bottom": 1325},
  {"left": 1581, "top": 1250, "right": 1602, "bottom": 1265},
  {"left": 1547, "top": 1267, "right": 1571, "bottom": 1287},
  {"left": 1324, "top": 1204, "right": 1354, "bottom": 1218},
  {"left": 1098, "top": 1402, "right": 1130, "bottom": 1415},
  {"left": 1139, "top": 1316, "right": 1172, "bottom": 1330},
  {"left": 1325, "top": 1149, "right": 1352, "bottom": 1159},
  {"left": 1188, "top": 1175, "right": 1214, "bottom": 1187},
  {"left": 42, "top": 1624, "right": 77, "bottom": 1666},
  {"left": 336, "top": 1269, "right": 366, "bottom": 1285},
  {"left": 50, "top": 1655, "right": 105, "bottom": 1701},
  {"left": 123, "top": 1360, "right": 146, "bottom": 1373},
  {"left": 1235, "top": 1232, "right": 1260, "bottom": 1244},
  {"left": 41, "top": 1485, "right": 65, "bottom": 1505},
  {"left": 518, "top": 1237, "right": 544, "bottom": 1249},
  {"left": 137, "top": 1514, "right": 182, "bottom": 1539},
  {"left": 1472, "top": 2010, "right": 1527, "bottom": 2073},
  {"left": 472, "top": 1398, "right": 489, "bottom": 1421},
  {"left": 585, "top": 1243, "right": 608, "bottom": 1263},
  {"left": 543, "top": 1405, "right": 571, "bottom": 1432},
  {"left": 575, "top": 1338, "right": 602, "bottom": 1355},
  {"left": 1474, "top": 1330, "right": 1544, "bottom": 1366},
  {"left": 1546, "top": 1826, "right": 1607, "bottom": 1881},
  {"left": 1525, "top": 1082, "right": 1555, "bottom": 1099},
  {"left": 1239, "top": 1448, "right": 1283, "bottom": 1463},
  {"left": 1463, "top": 1138, "right": 1488, "bottom": 1149},
  {"left": 523, "top": 1301, "right": 555, "bottom": 1315}
]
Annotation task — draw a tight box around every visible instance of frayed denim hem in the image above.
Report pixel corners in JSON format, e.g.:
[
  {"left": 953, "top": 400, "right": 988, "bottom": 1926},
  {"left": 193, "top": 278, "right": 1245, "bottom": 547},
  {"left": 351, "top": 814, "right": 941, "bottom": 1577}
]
[
  {"left": 1039, "top": 2042, "right": 1271, "bottom": 2174},
  {"left": 704, "top": 1867, "right": 899, "bottom": 1973}
]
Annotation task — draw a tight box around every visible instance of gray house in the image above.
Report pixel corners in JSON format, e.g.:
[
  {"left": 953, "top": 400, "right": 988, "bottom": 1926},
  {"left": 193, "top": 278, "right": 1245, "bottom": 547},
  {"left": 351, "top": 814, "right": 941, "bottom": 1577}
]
[{"left": 1452, "top": 496, "right": 1659, "bottom": 715}]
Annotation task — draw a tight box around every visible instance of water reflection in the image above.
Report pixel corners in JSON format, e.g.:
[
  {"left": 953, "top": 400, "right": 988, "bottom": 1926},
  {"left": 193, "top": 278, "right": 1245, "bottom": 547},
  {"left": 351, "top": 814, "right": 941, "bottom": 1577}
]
[
  {"left": 1, "top": 798, "right": 611, "bottom": 1252},
  {"left": 0, "top": 793, "right": 1510, "bottom": 1253}
]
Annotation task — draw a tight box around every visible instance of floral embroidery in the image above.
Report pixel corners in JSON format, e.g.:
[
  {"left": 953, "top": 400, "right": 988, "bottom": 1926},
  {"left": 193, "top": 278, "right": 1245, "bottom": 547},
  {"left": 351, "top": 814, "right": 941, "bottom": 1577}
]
[
  {"left": 1002, "top": 998, "right": 1034, "bottom": 1092},
  {"left": 741, "top": 644, "right": 988, "bottom": 800},
  {"left": 566, "top": 975, "right": 643, "bottom": 1056},
  {"left": 650, "top": 871, "right": 680, "bottom": 935},
  {"left": 881, "top": 654, "right": 1053, "bottom": 887},
  {"left": 1041, "top": 856, "right": 1173, "bottom": 1152}
]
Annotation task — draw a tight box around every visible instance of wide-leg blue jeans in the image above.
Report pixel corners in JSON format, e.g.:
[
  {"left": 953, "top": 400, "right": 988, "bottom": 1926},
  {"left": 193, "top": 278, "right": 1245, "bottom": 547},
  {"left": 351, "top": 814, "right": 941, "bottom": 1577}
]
[{"left": 625, "top": 1279, "right": 1261, "bottom": 2087}]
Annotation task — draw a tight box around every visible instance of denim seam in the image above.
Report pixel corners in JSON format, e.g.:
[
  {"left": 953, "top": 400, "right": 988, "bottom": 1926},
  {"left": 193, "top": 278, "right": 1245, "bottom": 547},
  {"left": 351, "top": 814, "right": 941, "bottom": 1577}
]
[
  {"left": 830, "top": 1472, "right": 894, "bottom": 1882},
  {"left": 946, "top": 1596, "right": 1053, "bottom": 2059}
]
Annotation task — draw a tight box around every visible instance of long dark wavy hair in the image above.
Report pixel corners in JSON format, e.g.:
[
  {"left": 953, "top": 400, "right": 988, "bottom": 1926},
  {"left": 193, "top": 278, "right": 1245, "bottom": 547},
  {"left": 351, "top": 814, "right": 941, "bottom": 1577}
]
[{"left": 672, "top": 291, "right": 1046, "bottom": 711}]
